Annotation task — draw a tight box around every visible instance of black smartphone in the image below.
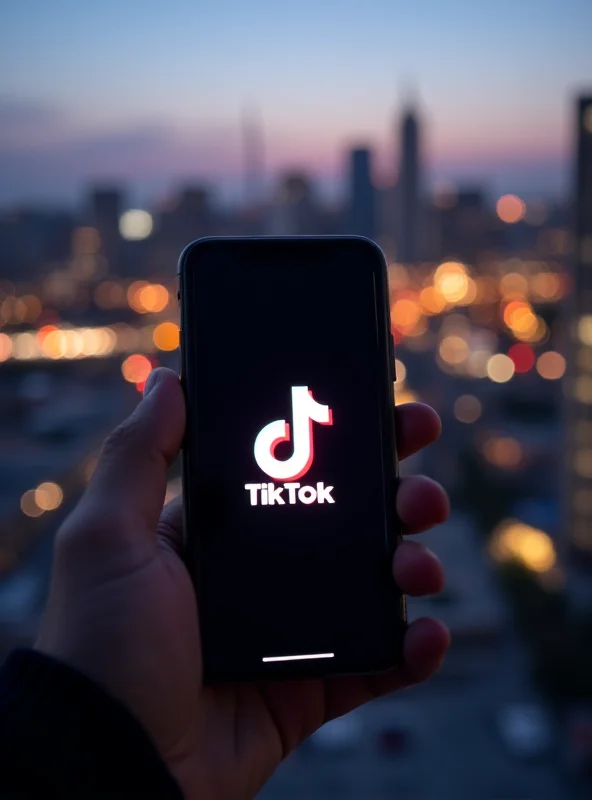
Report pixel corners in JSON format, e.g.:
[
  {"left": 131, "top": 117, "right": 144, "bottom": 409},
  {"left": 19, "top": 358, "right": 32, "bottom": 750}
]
[{"left": 178, "top": 236, "right": 405, "bottom": 683}]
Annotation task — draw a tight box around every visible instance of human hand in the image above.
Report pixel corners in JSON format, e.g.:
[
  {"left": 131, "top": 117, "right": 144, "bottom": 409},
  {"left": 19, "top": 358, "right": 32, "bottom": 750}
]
[{"left": 37, "top": 367, "right": 450, "bottom": 799}]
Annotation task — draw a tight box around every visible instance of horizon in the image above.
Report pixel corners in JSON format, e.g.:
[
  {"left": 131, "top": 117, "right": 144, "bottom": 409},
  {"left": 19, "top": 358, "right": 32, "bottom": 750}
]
[{"left": 1, "top": 0, "right": 592, "bottom": 208}]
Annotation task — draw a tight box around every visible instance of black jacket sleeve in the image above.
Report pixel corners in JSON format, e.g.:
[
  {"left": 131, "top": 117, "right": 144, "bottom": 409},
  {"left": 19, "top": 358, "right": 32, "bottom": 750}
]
[{"left": 0, "top": 648, "right": 183, "bottom": 798}]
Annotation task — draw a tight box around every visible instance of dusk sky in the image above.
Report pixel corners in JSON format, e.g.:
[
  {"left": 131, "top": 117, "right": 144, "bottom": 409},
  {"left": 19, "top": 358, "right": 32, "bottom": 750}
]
[{"left": 1, "top": 0, "right": 592, "bottom": 207}]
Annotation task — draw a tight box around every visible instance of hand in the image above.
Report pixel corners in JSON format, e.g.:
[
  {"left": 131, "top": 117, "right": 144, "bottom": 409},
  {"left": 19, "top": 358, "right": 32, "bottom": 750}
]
[{"left": 37, "top": 367, "right": 450, "bottom": 799}]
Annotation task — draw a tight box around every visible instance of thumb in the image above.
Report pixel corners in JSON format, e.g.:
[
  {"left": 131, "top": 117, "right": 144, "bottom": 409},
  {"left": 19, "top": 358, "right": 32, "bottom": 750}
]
[{"left": 83, "top": 367, "right": 185, "bottom": 532}]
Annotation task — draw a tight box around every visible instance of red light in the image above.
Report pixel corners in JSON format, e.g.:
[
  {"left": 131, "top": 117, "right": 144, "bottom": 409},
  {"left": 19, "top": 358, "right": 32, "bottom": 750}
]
[
  {"left": 136, "top": 379, "right": 147, "bottom": 393},
  {"left": 392, "top": 327, "right": 404, "bottom": 344},
  {"left": 508, "top": 343, "right": 535, "bottom": 373}
]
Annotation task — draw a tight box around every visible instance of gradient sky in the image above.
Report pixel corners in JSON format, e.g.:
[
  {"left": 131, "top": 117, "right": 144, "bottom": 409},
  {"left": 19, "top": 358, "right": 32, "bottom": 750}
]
[{"left": 1, "top": 0, "right": 591, "bottom": 207}]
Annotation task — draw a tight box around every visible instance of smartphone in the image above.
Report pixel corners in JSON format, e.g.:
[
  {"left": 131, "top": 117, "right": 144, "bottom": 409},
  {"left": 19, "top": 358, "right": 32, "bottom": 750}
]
[{"left": 178, "top": 236, "right": 405, "bottom": 683}]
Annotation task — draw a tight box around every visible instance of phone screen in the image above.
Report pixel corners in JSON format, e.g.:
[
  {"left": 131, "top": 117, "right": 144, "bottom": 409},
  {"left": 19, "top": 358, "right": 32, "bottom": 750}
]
[{"left": 180, "top": 237, "right": 403, "bottom": 681}]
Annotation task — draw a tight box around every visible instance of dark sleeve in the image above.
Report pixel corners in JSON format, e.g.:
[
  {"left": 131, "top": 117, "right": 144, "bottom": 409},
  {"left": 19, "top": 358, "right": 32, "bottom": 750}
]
[{"left": 0, "top": 648, "right": 183, "bottom": 798}]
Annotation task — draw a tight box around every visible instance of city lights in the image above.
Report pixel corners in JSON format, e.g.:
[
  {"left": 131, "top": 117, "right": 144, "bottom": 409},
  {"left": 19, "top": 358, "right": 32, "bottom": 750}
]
[
  {"left": 20, "top": 490, "right": 44, "bottom": 518},
  {"left": 496, "top": 194, "right": 526, "bottom": 224},
  {"left": 574, "top": 376, "right": 592, "bottom": 405},
  {"left": 536, "top": 351, "right": 566, "bottom": 380},
  {"left": 119, "top": 209, "right": 153, "bottom": 241},
  {"left": 439, "top": 334, "right": 469, "bottom": 366},
  {"left": 577, "top": 315, "right": 592, "bottom": 346},
  {"left": 35, "top": 482, "right": 64, "bottom": 511},
  {"left": 486, "top": 353, "right": 515, "bottom": 383},
  {"left": 128, "top": 281, "right": 169, "bottom": 314},
  {"left": 490, "top": 520, "right": 556, "bottom": 573},
  {"left": 508, "top": 343, "right": 535, "bottom": 374},
  {"left": 483, "top": 436, "right": 523, "bottom": 468},
  {"left": 394, "top": 358, "right": 407, "bottom": 384},
  {"left": 419, "top": 286, "right": 446, "bottom": 315},
  {"left": 434, "top": 261, "right": 470, "bottom": 303},
  {"left": 121, "top": 353, "right": 152, "bottom": 384},
  {"left": 453, "top": 394, "right": 482, "bottom": 424},
  {"left": 0, "top": 333, "right": 11, "bottom": 362},
  {"left": 153, "top": 321, "right": 180, "bottom": 351},
  {"left": 391, "top": 297, "right": 422, "bottom": 331}
]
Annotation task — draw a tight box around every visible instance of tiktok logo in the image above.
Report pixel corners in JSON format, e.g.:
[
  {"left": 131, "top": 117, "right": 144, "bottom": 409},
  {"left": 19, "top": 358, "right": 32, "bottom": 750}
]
[{"left": 245, "top": 386, "right": 335, "bottom": 506}]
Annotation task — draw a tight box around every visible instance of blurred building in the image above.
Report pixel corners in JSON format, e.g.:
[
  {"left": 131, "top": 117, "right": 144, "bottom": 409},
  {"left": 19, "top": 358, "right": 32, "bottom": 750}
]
[
  {"left": 395, "top": 104, "right": 421, "bottom": 262},
  {"left": 269, "top": 173, "right": 318, "bottom": 235},
  {"left": 0, "top": 210, "right": 75, "bottom": 280},
  {"left": 566, "top": 94, "right": 592, "bottom": 601},
  {"left": 89, "top": 187, "right": 123, "bottom": 274},
  {"left": 434, "top": 187, "right": 490, "bottom": 266},
  {"left": 242, "top": 108, "right": 265, "bottom": 212},
  {"left": 347, "top": 147, "right": 376, "bottom": 240}
]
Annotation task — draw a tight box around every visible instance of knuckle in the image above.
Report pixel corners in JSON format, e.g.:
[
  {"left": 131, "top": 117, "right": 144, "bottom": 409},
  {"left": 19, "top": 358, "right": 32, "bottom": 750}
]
[{"left": 101, "top": 416, "right": 143, "bottom": 462}]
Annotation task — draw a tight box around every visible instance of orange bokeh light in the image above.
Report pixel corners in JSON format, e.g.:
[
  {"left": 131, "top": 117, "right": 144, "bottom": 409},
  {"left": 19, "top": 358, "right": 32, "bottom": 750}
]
[
  {"left": 121, "top": 354, "right": 152, "bottom": 384},
  {"left": 496, "top": 194, "right": 526, "bottom": 224}
]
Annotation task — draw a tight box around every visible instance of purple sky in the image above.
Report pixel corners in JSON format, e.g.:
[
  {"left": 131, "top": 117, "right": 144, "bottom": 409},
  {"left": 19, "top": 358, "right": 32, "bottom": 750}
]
[{"left": 1, "top": 0, "right": 591, "bottom": 208}]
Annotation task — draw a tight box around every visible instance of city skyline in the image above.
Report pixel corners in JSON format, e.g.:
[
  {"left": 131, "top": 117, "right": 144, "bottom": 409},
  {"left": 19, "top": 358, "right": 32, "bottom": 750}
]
[{"left": 1, "top": 0, "right": 592, "bottom": 206}]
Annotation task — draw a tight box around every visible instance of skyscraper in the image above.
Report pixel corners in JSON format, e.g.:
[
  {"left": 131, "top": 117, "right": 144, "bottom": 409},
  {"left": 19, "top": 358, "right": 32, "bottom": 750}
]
[
  {"left": 566, "top": 95, "right": 592, "bottom": 584},
  {"left": 348, "top": 147, "right": 376, "bottom": 240},
  {"left": 242, "top": 108, "right": 265, "bottom": 211},
  {"left": 89, "top": 187, "right": 123, "bottom": 273},
  {"left": 396, "top": 105, "right": 421, "bottom": 262},
  {"left": 269, "top": 173, "right": 317, "bottom": 235}
]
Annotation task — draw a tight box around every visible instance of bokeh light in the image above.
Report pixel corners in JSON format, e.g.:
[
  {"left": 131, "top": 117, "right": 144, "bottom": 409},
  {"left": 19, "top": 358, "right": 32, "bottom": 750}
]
[
  {"left": 121, "top": 354, "right": 152, "bottom": 384},
  {"left": 496, "top": 194, "right": 526, "bottom": 224},
  {"left": 508, "top": 343, "right": 535, "bottom": 373},
  {"left": 483, "top": 437, "right": 523, "bottom": 468},
  {"left": 20, "top": 489, "right": 44, "bottom": 518},
  {"left": 454, "top": 394, "right": 482, "bottom": 423},
  {"left": 486, "top": 353, "right": 515, "bottom": 383},
  {"left": 0, "top": 332, "right": 12, "bottom": 362},
  {"left": 490, "top": 520, "right": 556, "bottom": 573},
  {"left": 35, "top": 482, "right": 64, "bottom": 511},
  {"left": 119, "top": 209, "right": 153, "bottom": 241},
  {"left": 394, "top": 358, "right": 407, "bottom": 384},
  {"left": 434, "top": 262, "right": 470, "bottom": 303},
  {"left": 153, "top": 321, "right": 180, "bottom": 351},
  {"left": 536, "top": 351, "right": 566, "bottom": 380},
  {"left": 439, "top": 334, "right": 469, "bottom": 365}
]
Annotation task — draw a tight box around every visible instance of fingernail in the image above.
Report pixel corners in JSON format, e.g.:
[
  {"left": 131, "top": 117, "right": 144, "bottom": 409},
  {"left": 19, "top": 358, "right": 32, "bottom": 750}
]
[{"left": 143, "top": 369, "right": 160, "bottom": 397}]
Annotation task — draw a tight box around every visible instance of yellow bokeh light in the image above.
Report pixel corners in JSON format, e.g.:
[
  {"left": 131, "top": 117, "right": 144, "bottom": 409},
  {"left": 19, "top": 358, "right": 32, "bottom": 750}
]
[
  {"left": 139, "top": 283, "right": 169, "bottom": 313},
  {"left": 434, "top": 261, "right": 470, "bottom": 303},
  {"left": 35, "top": 482, "right": 64, "bottom": 511},
  {"left": 536, "top": 351, "right": 566, "bottom": 380},
  {"left": 12, "top": 332, "right": 38, "bottom": 360},
  {"left": 500, "top": 272, "right": 528, "bottom": 300},
  {"left": 391, "top": 298, "right": 422, "bottom": 330},
  {"left": 439, "top": 334, "right": 469, "bottom": 365},
  {"left": 419, "top": 286, "right": 446, "bottom": 315},
  {"left": 490, "top": 520, "right": 556, "bottom": 573},
  {"left": 454, "top": 394, "right": 482, "bottom": 424},
  {"left": 153, "top": 321, "right": 180, "bottom": 351},
  {"left": 121, "top": 354, "right": 152, "bottom": 384},
  {"left": 394, "top": 386, "right": 418, "bottom": 406},
  {"left": 487, "top": 353, "right": 515, "bottom": 383},
  {"left": 20, "top": 295, "right": 42, "bottom": 323},
  {"left": 496, "top": 194, "right": 526, "bottom": 224},
  {"left": 578, "top": 315, "right": 592, "bottom": 346},
  {"left": 574, "top": 376, "right": 592, "bottom": 404},
  {"left": 574, "top": 449, "right": 592, "bottom": 478},
  {"left": 530, "top": 272, "right": 561, "bottom": 301},
  {"left": 20, "top": 489, "right": 44, "bottom": 518}
]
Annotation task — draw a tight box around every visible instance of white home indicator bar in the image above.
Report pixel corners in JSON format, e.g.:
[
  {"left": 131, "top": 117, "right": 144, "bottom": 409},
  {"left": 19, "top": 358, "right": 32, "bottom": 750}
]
[{"left": 262, "top": 652, "right": 335, "bottom": 663}]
